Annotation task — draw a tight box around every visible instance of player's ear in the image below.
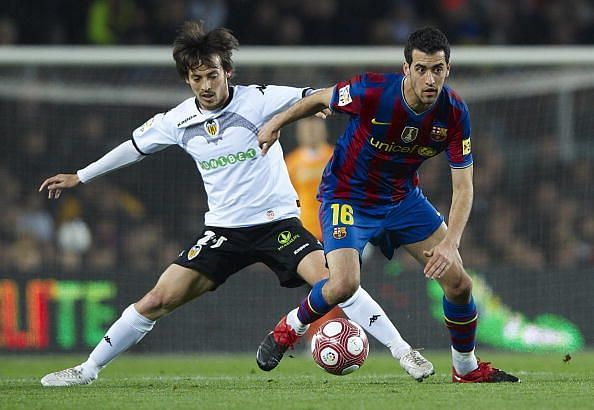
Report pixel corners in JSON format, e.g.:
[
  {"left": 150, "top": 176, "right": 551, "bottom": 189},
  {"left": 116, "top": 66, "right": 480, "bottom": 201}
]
[
  {"left": 445, "top": 63, "right": 451, "bottom": 78},
  {"left": 403, "top": 62, "right": 410, "bottom": 75}
]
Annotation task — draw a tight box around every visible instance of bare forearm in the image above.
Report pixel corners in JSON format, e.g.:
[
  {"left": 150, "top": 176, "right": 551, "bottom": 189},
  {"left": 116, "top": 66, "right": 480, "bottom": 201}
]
[
  {"left": 444, "top": 166, "right": 474, "bottom": 248},
  {"left": 268, "top": 87, "right": 333, "bottom": 130},
  {"left": 444, "top": 186, "right": 473, "bottom": 248}
]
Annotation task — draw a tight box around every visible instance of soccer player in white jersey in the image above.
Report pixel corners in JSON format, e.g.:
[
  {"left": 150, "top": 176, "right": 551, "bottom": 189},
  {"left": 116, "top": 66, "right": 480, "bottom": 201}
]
[{"left": 38, "top": 22, "right": 433, "bottom": 387}]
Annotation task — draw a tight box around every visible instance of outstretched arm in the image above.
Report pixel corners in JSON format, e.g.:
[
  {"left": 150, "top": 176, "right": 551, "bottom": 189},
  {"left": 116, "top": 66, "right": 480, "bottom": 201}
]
[
  {"left": 39, "top": 139, "right": 145, "bottom": 199},
  {"left": 423, "top": 165, "right": 473, "bottom": 278},
  {"left": 258, "top": 87, "right": 334, "bottom": 155}
]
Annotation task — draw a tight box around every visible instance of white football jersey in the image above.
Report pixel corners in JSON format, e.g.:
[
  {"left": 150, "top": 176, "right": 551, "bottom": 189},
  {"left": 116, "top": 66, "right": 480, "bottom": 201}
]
[{"left": 132, "top": 85, "right": 309, "bottom": 228}]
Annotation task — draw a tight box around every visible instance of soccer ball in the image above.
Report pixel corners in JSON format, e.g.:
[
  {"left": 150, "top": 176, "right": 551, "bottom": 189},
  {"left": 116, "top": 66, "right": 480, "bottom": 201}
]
[{"left": 311, "top": 318, "right": 369, "bottom": 375}]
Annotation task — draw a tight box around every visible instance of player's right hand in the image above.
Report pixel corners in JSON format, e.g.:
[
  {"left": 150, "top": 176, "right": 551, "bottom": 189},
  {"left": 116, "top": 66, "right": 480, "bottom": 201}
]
[
  {"left": 258, "top": 122, "right": 281, "bottom": 156},
  {"left": 39, "top": 173, "right": 80, "bottom": 199}
]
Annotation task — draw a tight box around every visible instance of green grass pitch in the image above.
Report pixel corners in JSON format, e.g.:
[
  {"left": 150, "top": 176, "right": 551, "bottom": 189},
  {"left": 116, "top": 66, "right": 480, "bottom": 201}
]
[{"left": 2, "top": 351, "right": 593, "bottom": 409}]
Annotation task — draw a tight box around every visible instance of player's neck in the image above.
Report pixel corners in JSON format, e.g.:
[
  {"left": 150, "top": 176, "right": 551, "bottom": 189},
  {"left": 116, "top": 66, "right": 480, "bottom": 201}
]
[{"left": 402, "top": 76, "right": 431, "bottom": 114}]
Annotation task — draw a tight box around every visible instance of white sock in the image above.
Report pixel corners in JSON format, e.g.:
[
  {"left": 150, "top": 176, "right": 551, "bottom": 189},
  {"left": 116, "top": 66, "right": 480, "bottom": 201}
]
[
  {"left": 286, "top": 308, "right": 309, "bottom": 335},
  {"left": 83, "top": 304, "right": 155, "bottom": 375},
  {"left": 451, "top": 346, "right": 478, "bottom": 375},
  {"left": 339, "top": 287, "right": 411, "bottom": 359}
]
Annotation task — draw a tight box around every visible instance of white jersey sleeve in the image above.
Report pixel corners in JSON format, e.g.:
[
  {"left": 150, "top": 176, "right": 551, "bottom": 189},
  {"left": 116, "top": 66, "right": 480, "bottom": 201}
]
[
  {"left": 256, "top": 85, "right": 312, "bottom": 119},
  {"left": 76, "top": 140, "right": 144, "bottom": 183},
  {"left": 131, "top": 112, "right": 179, "bottom": 154}
]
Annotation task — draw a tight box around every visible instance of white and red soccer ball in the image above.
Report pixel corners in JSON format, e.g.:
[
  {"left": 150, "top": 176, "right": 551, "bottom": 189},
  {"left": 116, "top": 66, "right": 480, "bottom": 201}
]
[{"left": 311, "top": 318, "right": 369, "bottom": 375}]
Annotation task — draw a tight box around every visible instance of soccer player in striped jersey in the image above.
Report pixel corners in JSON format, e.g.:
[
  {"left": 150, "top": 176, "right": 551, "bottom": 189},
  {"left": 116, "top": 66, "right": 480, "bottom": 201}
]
[
  {"left": 38, "top": 22, "right": 432, "bottom": 387},
  {"left": 257, "top": 27, "right": 519, "bottom": 383}
]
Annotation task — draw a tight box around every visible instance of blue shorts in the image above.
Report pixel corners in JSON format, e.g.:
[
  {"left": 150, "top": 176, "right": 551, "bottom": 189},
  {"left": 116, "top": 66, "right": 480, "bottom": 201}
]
[{"left": 319, "top": 187, "right": 444, "bottom": 259}]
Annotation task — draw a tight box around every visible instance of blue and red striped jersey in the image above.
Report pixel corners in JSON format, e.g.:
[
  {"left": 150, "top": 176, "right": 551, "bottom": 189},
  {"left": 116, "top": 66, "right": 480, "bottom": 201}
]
[{"left": 318, "top": 72, "right": 472, "bottom": 205}]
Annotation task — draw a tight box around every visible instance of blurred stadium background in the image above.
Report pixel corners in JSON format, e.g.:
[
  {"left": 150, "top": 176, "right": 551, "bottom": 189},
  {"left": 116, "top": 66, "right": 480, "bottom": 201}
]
[{"left": 0, "top": 1, "right": 593, "bottom": 356}]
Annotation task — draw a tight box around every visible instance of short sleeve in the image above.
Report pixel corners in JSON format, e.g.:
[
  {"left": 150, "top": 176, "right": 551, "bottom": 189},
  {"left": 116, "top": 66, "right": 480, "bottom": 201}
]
[
  {"left": 257, "top": 85, "right": 308, "bottom": 119},
  {"left": 330, "top": 74, "right": 365, "bottom": 116},
  {"left": 446, "top": 106, "right": 473, "bottom": 168},
  {"left": 131, "top": 113, "right": 178, "bottom": 155}
]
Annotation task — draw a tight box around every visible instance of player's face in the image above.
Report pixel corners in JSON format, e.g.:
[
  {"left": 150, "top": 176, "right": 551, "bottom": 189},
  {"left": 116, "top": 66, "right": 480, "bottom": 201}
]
[
  {"left": 403, "top": 49, "right": 450, "bottom": 109},
  {"left": 186, "top": 56, "right": 231, "bottom": 111}
]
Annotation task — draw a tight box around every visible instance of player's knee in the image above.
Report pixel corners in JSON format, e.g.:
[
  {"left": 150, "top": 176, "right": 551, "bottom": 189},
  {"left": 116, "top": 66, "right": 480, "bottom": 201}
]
[
  {"left": 327, "top": 276, "right": 359, "bottom": 304},
  {"left": 445, "top": 272, "right": 473, "bottom": 302},
  {"left": 138, "top": 289, "right": 179, "bottom": 317}
]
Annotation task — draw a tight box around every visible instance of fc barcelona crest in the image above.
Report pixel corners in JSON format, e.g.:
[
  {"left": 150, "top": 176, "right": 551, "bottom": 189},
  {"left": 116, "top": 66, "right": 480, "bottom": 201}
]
[
  {"left": 401, "top": 126, "right": 419, "bottom": 143},
  {"left": 430, "top": 126, "right": 448, "bottom": 142},
  {"left": 333, "top": 227, "right": 347, "bottom": 239}
]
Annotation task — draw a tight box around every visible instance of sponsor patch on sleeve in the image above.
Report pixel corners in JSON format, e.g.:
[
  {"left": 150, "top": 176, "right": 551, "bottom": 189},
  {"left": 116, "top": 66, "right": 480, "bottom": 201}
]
[
  {"left": 462, "top": 137, "right": 471, "bottom": 155},
  {"left": 138, "top": 117, "right": 155, "bottom": 134},
  {"left": 337, "top": 85, "right": 352, "bottom": 107}
]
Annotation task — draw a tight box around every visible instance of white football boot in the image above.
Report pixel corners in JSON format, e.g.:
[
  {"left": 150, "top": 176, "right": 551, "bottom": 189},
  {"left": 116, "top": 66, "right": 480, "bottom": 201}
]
[
  {"left": 41, "top": 365, "right": 97, "bottom": 387},
  {"left": 399, "top": 349, "right": 435, "bottom": 382}
]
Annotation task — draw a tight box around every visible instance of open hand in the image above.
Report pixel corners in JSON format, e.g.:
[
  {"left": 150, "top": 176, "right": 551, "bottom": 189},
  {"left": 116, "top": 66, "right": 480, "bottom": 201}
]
[
  {"left": 423, "top": 241, "right": 460, "bottom": 279},
  {"left": 39, "top": 173, "right": 80, "bottom": 199}
]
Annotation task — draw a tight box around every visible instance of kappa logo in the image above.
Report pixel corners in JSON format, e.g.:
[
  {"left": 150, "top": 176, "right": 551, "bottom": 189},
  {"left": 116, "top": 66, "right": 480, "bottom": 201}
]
[
  {"left": 104, "top": 335, "right": 112, "bottom": 346},
  {"left": 177, "top": 114, "right": 197, "bottom": 127},
  {"left": 257, "top": 84, "right": 268, "bottom": 95},
  {"left": 401, "top": 126, "right": 419, "bottom": 143},
  {"left": 369, "top": 314, "right": 381, "bottom": 326},
  {"left": 293, "top": 243, "right": 310, "bottom": 255},
  {"left": 333, "top": 227, "right": 347, "bottom": 239}
]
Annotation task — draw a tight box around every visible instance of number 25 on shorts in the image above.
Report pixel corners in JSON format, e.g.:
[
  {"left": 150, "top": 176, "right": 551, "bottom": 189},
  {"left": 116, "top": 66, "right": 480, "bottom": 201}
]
[{"left": 331, "top": 203, "right": 354, "bottom": 225}]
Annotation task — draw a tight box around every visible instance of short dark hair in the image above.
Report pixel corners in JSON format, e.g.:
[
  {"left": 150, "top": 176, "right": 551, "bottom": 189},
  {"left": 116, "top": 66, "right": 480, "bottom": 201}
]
[
  {"left": 172, "top": 21, "right": 239, "bottom": 79},
  {"left": 404, "top": 27, "right": 450, "bottom": 65}
]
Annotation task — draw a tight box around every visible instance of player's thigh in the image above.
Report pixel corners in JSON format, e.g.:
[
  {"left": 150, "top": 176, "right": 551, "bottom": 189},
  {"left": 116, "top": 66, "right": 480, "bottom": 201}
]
[
  {"left": 381, "top": 187, "right": 444, "bottom": 253},
  {"left": 175, "top": 227, "right": 256, "bottom": 288},
  {"left": 256, "top": 218, "right": 325, "bottom": 288},
  {"left": 403, "top": 223, "right": 468, "bottom": 290},
  {"left": 136, "top": 263, "right": 215, "bottom": 319},
  {"left": 403, "top": 222, "right": 448, "bottom": 265}
]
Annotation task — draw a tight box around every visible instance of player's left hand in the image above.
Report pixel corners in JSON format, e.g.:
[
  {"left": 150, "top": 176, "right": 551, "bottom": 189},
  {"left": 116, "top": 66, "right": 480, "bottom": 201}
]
[{"left": 423, "top": 241, "right": 459, "bottom": 279}]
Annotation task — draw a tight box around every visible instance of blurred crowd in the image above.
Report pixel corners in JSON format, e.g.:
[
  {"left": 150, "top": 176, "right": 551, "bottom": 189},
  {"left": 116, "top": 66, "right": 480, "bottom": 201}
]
[
  {"left": 1, "top": 0, "right": 593, "bottom": 46},
  {"left": 1, "top": 96, "right": 593, "bottom": 277},
  {"left": 0, "top": 102, "right": 200, "bottom": 276}
]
